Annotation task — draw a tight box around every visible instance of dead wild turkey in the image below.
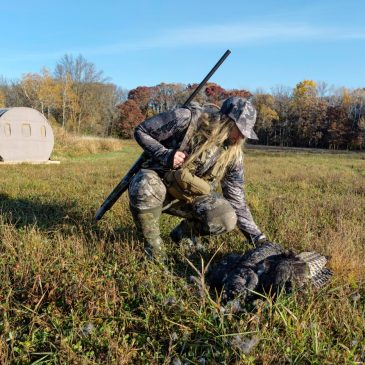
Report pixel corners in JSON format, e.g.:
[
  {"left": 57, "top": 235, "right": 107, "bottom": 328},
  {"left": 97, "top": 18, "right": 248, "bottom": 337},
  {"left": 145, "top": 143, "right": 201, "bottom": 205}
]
[{"left": 206, "top": 241, "right": 332, "bottom": 304}]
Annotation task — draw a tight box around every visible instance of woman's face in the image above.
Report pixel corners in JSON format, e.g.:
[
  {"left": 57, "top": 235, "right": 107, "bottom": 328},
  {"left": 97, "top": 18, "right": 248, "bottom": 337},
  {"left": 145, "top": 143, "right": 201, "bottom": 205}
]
[{"left": 228, "top": 123, "right": 244, "bottom": 145}]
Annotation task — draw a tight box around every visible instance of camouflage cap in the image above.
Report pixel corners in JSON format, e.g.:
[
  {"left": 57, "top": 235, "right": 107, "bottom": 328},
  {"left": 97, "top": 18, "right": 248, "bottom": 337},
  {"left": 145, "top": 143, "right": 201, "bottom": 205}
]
[{"left": 220, "top": 97, "right": 258, "bottom": 140}]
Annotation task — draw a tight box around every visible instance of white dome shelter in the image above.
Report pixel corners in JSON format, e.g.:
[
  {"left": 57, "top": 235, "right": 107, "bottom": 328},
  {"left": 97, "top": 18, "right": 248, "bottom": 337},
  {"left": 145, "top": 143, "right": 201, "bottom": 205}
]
[{"left": 0, "top": 107, "right": 54, "bottom": 162}]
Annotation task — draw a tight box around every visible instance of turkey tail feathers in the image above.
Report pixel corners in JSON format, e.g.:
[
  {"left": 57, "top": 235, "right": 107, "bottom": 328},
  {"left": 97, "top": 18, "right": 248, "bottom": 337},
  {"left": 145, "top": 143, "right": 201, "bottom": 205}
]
[
  {"left": 311, "top": 268, "right": 333, "bottom": 288},
  {"left": 295, "top": 251, "right": 327, "bottom": 278}
]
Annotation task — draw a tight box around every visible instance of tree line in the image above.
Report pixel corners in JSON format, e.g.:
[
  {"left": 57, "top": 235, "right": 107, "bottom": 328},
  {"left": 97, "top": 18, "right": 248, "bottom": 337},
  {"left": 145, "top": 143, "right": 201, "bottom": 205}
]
[
  {"left": 118, "top": 80, "right": 365, "bottom": 150},
  {"left": 0, "top": 55, "right": 127, "bottom": 136},
  {"left": 1, "top": 55, "right": 364, "bottom": 150}
]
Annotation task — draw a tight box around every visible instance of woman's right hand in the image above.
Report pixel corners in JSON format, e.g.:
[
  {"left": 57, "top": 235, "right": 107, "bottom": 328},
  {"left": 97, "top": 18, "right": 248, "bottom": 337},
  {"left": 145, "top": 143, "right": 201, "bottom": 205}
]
[{"left": 173, "top": 151, "right": 187, "bottom": 169}]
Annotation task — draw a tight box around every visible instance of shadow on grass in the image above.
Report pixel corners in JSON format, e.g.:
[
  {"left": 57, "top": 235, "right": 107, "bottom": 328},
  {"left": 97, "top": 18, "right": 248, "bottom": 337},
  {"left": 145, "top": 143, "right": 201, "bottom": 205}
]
[
  {"left": 0, "top": 192, "right": 138, "bottom": 243},
  {"left": 0, "top": 193, "right": 84, "bottom": 229},
  {"left": 167, "top": 240, "right": 226, "bottom": 284},
  {"left": 0, "top": 192, "right": 218, "bottom": 277}
]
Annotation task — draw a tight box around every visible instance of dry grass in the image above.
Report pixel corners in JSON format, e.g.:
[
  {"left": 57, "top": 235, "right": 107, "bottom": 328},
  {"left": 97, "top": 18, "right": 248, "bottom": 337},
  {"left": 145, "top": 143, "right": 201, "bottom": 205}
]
[
  {"left": 0, "top": 137, "right": 364, "bottom": 364},
  {"left": 52, "top": 127, "right": 127, "bottom": 160}
]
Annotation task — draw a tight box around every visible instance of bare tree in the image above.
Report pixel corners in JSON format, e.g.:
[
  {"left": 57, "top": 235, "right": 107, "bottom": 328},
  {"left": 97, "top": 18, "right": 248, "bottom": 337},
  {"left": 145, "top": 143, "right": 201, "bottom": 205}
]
[{"left": 54, "top": 54, "right": 108, "bottom": 132}]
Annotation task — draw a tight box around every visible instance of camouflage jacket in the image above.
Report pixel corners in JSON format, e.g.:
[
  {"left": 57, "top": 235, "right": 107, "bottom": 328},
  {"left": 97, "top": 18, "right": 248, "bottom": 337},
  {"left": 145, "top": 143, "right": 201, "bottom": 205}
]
[{"left": 134, "top": 106, "right": 264, "bottom": 241}]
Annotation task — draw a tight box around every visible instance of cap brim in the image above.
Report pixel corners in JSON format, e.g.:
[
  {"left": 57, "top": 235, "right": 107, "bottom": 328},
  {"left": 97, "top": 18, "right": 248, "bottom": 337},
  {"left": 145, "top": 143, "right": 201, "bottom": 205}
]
[
  {"left": 248, "top": 130, "right": 258, "bottom": 140},
  {"left": 237, "top": 125, "right": 259, "bottom": 140}
]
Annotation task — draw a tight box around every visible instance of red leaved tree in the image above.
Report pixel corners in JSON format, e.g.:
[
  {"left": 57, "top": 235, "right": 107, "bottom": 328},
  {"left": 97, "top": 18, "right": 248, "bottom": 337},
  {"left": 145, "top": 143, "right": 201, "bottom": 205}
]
[
  {"left": 225, "top": 89, "right": 252, "bottom": 99},
  {"left": 115, "top": 100, "right": 144, "bottom": 138},
  {"left": 128, "top": 86, "right": 152, "bottom": 115},
  {"left": 204, "top": 83, "right": 227, "bottom": 105}
]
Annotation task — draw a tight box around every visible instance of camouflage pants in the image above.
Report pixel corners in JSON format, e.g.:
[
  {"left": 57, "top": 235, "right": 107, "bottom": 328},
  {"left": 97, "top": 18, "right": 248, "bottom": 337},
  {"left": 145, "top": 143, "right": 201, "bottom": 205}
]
[{"left": 128, "top": 169, "right": 237, "bottom": 236}]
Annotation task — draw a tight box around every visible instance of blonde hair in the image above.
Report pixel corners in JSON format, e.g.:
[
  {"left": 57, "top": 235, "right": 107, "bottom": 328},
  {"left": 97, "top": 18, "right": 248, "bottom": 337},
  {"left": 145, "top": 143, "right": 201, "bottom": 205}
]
[{"left": 184, "top": 112, "right": 245, "bottom": 181}]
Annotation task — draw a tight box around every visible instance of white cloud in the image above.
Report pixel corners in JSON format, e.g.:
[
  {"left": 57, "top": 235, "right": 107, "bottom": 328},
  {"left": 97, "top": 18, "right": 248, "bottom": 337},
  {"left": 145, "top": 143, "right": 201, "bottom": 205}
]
[
  {"left": 2, "top": 22, "right": 365, "bottom": 61},
  {"left": 81, "top": 22, "right": 365, "bottom": 55}
]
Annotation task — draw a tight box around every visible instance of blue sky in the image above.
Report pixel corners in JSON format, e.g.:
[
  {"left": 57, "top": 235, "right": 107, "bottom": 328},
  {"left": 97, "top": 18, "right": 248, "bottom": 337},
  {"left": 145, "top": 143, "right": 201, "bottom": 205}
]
[{"left": 1, "top": 0, "right": 365, "bottom": 92}]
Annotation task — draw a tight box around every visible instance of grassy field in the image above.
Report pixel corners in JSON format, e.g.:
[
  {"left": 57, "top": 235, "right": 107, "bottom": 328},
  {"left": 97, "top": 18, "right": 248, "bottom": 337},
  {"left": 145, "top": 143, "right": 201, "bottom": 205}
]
[{"left": 0, "top": 136, "right": 364, "bottom": 364}]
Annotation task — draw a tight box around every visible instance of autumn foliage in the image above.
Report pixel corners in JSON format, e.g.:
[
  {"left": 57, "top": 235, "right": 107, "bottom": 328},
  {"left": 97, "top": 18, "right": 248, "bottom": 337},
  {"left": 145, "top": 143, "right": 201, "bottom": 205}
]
[
  {"left": 118, "top": 80, "right": 365, "bottom": 150},
  {"left": 115, "top": 100, "right": 144, "bottom": 138}
]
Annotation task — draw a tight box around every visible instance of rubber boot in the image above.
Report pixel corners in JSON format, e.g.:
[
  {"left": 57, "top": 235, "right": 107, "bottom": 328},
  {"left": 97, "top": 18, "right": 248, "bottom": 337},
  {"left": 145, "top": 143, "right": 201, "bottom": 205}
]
[{"left": 130, "top": 205, "right": 166, "bottom": 262}]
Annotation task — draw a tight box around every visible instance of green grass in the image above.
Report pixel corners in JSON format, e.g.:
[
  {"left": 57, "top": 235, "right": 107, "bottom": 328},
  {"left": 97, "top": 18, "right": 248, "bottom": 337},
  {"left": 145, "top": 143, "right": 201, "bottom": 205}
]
[{"left": 1, "top": 138, "right": 364, "bottom": 364}]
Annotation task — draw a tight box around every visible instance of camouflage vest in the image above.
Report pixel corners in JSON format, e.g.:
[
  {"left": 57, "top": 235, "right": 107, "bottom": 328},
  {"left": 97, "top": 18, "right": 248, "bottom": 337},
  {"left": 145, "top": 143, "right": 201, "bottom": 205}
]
[
  {"left": 193, "top": 145, "right": 223, "bottom": 182},
  {"left": 164, "top": 142, "right": 228, "bottom": 202},
  {"left": 163, "top": 116, "right": 228, "bottom": 202}
]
